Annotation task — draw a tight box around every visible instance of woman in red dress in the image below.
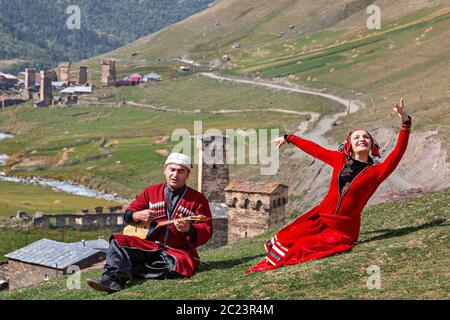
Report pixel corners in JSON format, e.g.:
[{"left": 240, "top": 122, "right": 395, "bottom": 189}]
[{"left": 246, "top": 98, "right": 412, "bottom": 273}]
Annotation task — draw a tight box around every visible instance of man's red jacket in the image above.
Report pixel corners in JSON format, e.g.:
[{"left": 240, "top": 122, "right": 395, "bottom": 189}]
[{"left": 112, "top": 183, "right": 213, "bottom": 278}]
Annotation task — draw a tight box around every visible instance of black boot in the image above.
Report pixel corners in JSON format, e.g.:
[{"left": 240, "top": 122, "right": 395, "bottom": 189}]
[{"left": 87, "top": 273, "right": 125, "bottom": 293}]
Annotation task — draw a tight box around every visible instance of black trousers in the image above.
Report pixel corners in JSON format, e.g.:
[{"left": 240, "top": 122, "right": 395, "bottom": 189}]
[{"left": 103, "top": 239, "right": 178, "bottom": 282}]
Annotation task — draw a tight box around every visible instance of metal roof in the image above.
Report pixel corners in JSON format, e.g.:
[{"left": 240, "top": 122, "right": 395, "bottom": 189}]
[
  {"left": 0, "top": 72, "right": 18, "bottom": 80},
  {"left": 144, "top": 73, "right": 161, "bottom": 79},
  {"left": 60, "top": 86, "right": 92, "bottom": 94},
  {"left": 5, "top": 239, "right": 103, "bottom": 269},
  {"left": 71, "top": 239, "right": 110, "bottom": 253}
]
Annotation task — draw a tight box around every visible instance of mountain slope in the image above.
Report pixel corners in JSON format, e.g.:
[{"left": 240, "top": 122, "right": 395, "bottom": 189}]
[
  {"left": 92, "top": 0, "right": 447, "bottom": 62},
  {"left": 0, "top": 0, "right": 214, "bottom": 72},
  {"left": 79, "top": 0, "right": 450, "bottom": 210}
]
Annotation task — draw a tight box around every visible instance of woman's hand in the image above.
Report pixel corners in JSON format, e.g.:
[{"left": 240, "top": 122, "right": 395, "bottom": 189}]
[
  {"left": 273, "top": 136, "right": 287, "bottom": 148},
  {"left": 132, "top": 209, "right": 156, "bottom": 223},
  {"left": 393, "top": 97, "right": 410, "bottom": 122}
]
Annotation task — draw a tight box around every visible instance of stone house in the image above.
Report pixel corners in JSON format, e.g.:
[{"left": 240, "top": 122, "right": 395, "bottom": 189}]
[
  {"left": 225, "top": 180, "right": 288, "bottom": 244},
  {"left": 5, "top": 238, "right": 109, "bottom": 291}
]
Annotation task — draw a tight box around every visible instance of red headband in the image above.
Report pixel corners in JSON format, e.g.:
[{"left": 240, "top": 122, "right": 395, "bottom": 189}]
[{"left": 338, "top": 129, "right": 381, "bottom": 158}]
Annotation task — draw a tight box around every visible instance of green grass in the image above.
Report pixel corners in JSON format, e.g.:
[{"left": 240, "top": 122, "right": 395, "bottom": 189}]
[
  {"left": 0, "top": 189, "right": 450, "bottom": 300},
  {"left": 1, "top": 187, "right": 448, "bottom": 300},
  {"left": 0, "top": 180, "right": 123, "bottom": 218},
  {"left": 94, "top": 76, "right": 340, "bottom": 114},
  {"left": 236, "top": 11, "right": 450, "bottom": 76},
  {"left": 261, "top": 53, "right": 345, "bottom": 78}
]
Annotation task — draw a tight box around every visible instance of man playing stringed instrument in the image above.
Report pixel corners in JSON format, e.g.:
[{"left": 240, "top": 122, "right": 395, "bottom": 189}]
[{"left": 87, "top": 153, "right": 213, "bottom": 293}]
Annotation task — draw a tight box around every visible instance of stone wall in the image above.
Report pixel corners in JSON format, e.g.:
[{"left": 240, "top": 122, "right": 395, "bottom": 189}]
[
  {"left": 7, "top": 253, "right": 104, "bottom": 291},
  {"left": 33, "top": 213, "right": 124, "bottom": 231},
  {"left": 202, "top": 217, "right": 228, "bottom": 249},
  {"left": 1, "top": 98, "right": 26, "bottom": 108},
  {"left": 0, "top": 262, "right": 8, "bottom": 282},
  {"left": 225, "top": 188, "right": 288, "bottom": 244}
]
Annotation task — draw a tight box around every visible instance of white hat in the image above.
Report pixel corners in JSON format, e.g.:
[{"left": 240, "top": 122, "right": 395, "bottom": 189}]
[{"left": 165, "top": 153, "right": 193, "bottom": 171}]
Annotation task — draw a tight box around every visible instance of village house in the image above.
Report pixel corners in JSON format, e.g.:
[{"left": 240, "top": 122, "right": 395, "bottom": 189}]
[
  {"left": 129, "top": 73, "right": 143, "bottom": 84},
  {"left": 225, "top": 180, "right": 288, "bottom": 244},
  {"left": 4, "top": 238, "right": 109, "bottom": 291},
  {"left": 0, "top": 72, "right": 18, "bottom": 90},
  {"left": 143, "top": 73, "right": 162, "bottom": 82}
]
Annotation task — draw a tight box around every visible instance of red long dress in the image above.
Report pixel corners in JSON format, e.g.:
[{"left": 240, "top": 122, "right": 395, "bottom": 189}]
[{"left": 246, "top": 120, "right": 412, "bottom": 273}]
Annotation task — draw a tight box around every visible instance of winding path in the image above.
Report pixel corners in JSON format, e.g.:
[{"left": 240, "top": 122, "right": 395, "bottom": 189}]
[{"left": 199, "top": 72, "right": 361, "bottom": 146}]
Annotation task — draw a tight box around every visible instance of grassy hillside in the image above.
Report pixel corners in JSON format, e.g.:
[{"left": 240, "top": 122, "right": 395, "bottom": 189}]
[
  {"left": 0, "top": 180, "right": 123, "bottom": 217},
  {"left": 1, "top": 187, "right": 448, "bottom": 300}
]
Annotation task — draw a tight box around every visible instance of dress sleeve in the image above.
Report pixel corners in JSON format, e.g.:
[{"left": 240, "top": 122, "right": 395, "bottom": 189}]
[
  {"left": 376, "top": 116, "right": 412, "bottom": 181},
  {"left": 286, "top": 133, "right": 341, "bottom": 167}
]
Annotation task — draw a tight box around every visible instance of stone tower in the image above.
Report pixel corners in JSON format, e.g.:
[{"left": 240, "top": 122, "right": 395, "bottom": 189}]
[
  {"left": 25, "top": 68, "right": 36, "bottom": 90},
  {"left": 78, "top": 66, "right": 88, "bottom": 85},
  {"left": 225, "top": 180, "right": 288, "bottom": 244},
  {"left": 197, "top": 134, "right": 230, "bottom": 203},
  {"left": 22, "top": 68, "right": 37, "bottom": 100},
  {"left": 101, "top": 60, "right": 116, "bottom": 87},
  {"left": 57, "top": 62, "right": 71, "bottom": 85},
  {"left": 39, "top": 70, "right": 53, "bottom": 106}
]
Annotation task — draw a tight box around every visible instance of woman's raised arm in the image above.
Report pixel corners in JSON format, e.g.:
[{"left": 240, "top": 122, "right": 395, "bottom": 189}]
[
  {"left": 273, "top": 134, "right": 340, "bottom": 167},
  {"left": 376, "top": 98, "right": 412, "bottom": 181}
]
